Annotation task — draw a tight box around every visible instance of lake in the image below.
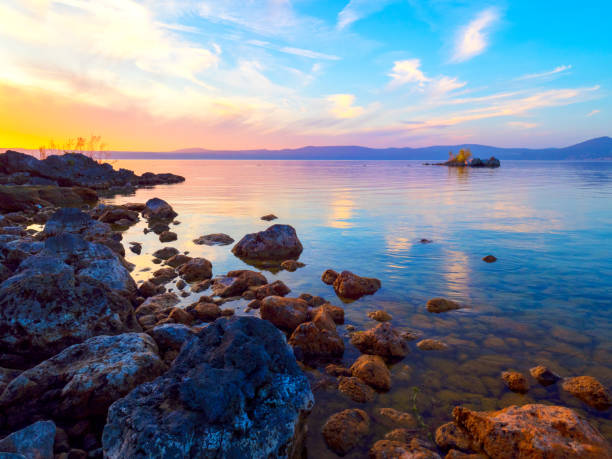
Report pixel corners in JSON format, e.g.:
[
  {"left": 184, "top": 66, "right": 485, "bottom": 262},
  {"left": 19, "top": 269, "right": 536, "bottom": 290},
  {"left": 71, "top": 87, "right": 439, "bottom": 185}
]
[{"left": 106, "top": 160, "right": 612, "bottom": 456}]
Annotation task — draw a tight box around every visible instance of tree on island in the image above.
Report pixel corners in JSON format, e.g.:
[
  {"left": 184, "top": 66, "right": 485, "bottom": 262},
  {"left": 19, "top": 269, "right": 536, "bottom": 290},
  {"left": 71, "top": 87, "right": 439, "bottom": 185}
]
[
  {"left": 447, "top": 148, "right": 473, "bottom": 165},
  {"left": 38, "top": 135, "right": 109, "bottom": 163}
]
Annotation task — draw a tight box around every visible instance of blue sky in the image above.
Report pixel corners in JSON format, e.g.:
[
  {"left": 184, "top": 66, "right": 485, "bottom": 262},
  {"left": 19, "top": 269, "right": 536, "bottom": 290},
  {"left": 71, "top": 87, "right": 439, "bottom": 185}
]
[{"left": 0, "top": 0, "right": 610, "bottom": 150}]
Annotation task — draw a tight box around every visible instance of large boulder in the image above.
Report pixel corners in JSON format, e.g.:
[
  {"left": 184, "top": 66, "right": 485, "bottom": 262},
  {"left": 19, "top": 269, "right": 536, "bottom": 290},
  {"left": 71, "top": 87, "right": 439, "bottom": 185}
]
[
  {"left": 436, "top": 404, "right": 612, "bottom": 458},
  {"left": 232, "top": 225, "right": 303, "bottom": 261},
  {"left": 332, "top": 271, "right": 381, "bottom": 300},
  {"left": 0, "top": 263, "right": 140, "bottom": 363},
  {"left": 102, "top": 317, "right": 314, "bottom": 459},
  {"left": 142, "top": 198, "right": 177, "bottom": 221},
  {"left": 0, "top": 420, "right": 56, "bottom": 459},
  {"left": 0, "top": 334, "right": 165, "bottom": 433}
]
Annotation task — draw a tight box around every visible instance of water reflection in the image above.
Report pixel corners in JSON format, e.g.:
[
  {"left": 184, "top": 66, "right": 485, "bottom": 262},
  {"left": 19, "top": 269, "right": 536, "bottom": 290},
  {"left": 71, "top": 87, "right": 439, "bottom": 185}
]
[{"left": 107, "top": 160, "right": 612, "bottom": 450}]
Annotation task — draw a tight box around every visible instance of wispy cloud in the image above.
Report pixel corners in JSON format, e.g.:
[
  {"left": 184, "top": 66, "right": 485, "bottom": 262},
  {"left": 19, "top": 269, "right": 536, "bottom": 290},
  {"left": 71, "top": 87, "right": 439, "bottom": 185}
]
[
  {"left": 246, "top": 40, "right": 340, "bottom": 60},
  {"left": 337, "top": 0, "right": 395, "bottom": 30},
  {"left": 388, "top": 59, "right": 430, "bottom": 88},
  {"left": 452, "top": 7, "right": 499, "bottom": 62},
  {"left": 586, "top": 109, "right": 600, "bottom": 117},
  {"left": 507, "top": 121, "right": 538, "bottom": 129},
  {"left": 517, "top": 65, "right": 572, "bottom": 80},
  {"left": 327, "top": 94, "right": 364, "bottom": 119}
]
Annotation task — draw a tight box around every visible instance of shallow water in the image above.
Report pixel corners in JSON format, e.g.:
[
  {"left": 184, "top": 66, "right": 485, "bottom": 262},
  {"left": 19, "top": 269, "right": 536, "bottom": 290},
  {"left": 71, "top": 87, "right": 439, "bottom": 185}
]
[{"left": 106, "top": 160, "right": 612, "bottom": 455}]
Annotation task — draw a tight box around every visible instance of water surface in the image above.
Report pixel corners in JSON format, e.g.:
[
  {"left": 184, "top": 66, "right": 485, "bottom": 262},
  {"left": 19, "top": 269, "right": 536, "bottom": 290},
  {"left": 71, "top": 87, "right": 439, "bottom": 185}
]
[{"left": 107, "top": 160, "right": 612, "bottom": 455}]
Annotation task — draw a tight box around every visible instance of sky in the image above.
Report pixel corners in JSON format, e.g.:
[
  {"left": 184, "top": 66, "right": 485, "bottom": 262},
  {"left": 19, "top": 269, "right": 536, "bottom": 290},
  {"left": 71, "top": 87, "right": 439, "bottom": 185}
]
[{"left": 0, "top": 0, "right": 610, "bottom": 151}]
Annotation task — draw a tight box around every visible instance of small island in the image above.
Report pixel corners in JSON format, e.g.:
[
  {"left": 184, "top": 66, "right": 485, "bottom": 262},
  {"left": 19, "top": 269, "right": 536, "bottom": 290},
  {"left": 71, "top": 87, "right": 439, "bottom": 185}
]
[{"left": 425, "top": 148, "right": 501, "bottom": 168}]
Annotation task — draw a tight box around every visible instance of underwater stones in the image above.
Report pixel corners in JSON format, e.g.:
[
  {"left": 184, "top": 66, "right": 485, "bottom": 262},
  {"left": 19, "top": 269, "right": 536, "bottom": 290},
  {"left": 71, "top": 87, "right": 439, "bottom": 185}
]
[
  {"left": 152, "top": 246, "right": 178, "bottom": 260},
  {"left": 367, "top": 310, "right": 392, "bottom": 322},
  {"left": 177, "top": 257, "right": 212, "bottom": 282},
  {"left": 561, "top": 376, "right": 611, "bottom": 410},
  {"left": 529, "top": 365, "right": 561, "bottom": 386},
  {"left": 377, "top": 408, "right": 416, "bottom": 429},
  {"left": 482, "top": 255, "right": 497, "bottom": 263},
  {"left": 322, "top": 409, "right": 370, "bottom": 456},
  {"left": 158, "top": 230, "right": 177, "bottom": 243},
  {"left": 501, "top": 371, "right": 529, "bottom": 393},
  {"left": 142, "top": 198, "right": 177, "bottom": 221},
  {"left": 447, "top": 404, "right": 611, "bottom": 459},
  {"left": 0, "top": 420, "right": 56, "bottom": 459},
  {"left": 260, "top": 296, "right": 309, "bottom": 332},
  {"left": 338, "top": 376, "right": 375, "bottom": 403},
  {"left": 232, "top": 224, "right": 303, "bottom": 260},
  {"left": 417, "top": 339, "right": 449, "bottom": 351},
  {"left": 321, "top": 269, "right": 339, "bottom": 285},
  {"left": 350, "top": 354, "right": 391, "bottom": 391},
  {"left": 280, "top": 259, "right": 305, "bottom": 271},
  {"left": 0, "top": 334, "right": 165, "bottom": 433},
  {"left": 193, "top": 233, "right": 234, "bottom": 246},
  {"left": 102, "top": 317, "right": 313, "bottom": 459},
  {"left": 426, "top": 298, "right": 461, "bottom": 313},
  {"left": 332, "top": 270, "right": 381, "bottom": 300},
  {"left": 350, "top": 322, "right": 409, "bottom": 358}
]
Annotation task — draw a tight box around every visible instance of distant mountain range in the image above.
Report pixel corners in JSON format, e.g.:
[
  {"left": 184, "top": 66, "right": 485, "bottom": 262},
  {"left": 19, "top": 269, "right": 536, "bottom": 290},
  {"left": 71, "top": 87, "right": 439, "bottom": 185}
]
[{"left": 5, "top": 136, "right": 612, "bottom": 161}]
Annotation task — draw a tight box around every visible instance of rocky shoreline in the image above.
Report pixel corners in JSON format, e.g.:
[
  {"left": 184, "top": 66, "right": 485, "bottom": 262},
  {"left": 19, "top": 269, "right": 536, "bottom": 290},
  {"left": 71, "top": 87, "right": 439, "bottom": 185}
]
[{"left": 0, "top": 153, "right": 610, "bottom": 458}]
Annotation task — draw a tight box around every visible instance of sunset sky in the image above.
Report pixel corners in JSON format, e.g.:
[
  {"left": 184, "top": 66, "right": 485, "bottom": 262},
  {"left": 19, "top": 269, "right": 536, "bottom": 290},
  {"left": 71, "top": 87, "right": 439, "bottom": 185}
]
[{"left": 1, "top": 0, "right": 610, "bottom": 151}]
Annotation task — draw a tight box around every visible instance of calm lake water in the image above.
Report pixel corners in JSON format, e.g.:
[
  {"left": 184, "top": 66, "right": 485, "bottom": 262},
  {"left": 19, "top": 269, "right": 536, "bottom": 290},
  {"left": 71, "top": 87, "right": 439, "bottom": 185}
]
[{"left": 107, "top": 160, "right": 612, "bottom": 455}]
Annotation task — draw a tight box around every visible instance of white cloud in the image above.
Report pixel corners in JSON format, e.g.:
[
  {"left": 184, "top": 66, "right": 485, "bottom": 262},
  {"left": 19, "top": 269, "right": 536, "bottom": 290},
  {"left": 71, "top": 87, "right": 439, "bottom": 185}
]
[
  {"left": 586, "top": 109, "right": 600, "bottom": 117},
  {"left": 517, "top": 65, "right": 572, "bottom": 80},
  {"left": 327, "top": 94, "right": 364, "bottom": 119},
  {"left": 337, "top": 0, "right": 395, "bottom": 30},
  {"left": 452, "top": 8, "right": 499, "bottom": 62},
  {"left": 388, "top": 59, "right": 430, "bottom": 88}
]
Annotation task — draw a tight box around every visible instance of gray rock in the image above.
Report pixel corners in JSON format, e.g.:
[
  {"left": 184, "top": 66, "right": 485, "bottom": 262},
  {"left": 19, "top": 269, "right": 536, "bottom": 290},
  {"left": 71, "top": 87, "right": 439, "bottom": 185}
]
[
  {"left": 0, "top": 420, "right": 55, "bottom": 459},
  {"left": 142, "top": 198, "right": 177, "bottom": 221},
  {"left": 232, "top": 224, "right": 303, "bottom": 261},
  {"left": 193, "top": 233, "right": 234, "bottom": 246},
  {"left": 0, "top": 334, "right": 165, "bottom": 432},
  {"left": 150, "top": 324, "right": 195, "bottom": 352},
  {"left": 102, "top": 317, "right": 313, "bottom": 459}
]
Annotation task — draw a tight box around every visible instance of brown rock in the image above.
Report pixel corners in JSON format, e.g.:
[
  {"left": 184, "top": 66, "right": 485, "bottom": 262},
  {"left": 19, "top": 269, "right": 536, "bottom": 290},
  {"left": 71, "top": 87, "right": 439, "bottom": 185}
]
[
  {"left": 165, "top": 254, "right": 192, "bottom": 268},
  {"left": 138, "top": 280, "right": 161, "bottom": 298},
  {"left": 254, "top": 280, "right": 291, "bottom": 300},
  {"left": 260, "top": 296, "right": 309, "bottom": 331},
  {"left": 261, "top": 214, "right": 278, "bottom": 221},
  {"left": 562, "top": 376, "right": 611, "bottom": 410},
  {"left": 289, "top": 308, "right": 344, "bottom": 360},
  {"left": 369, "top": 439, "right": 441, "bottom": 459},
  {"left": 193, "top": 233, "right": 234, "bottom": 246},
  {"left": 280, "top": 259, "right": 305, "bottom": 271},
  {"left": 452, "top": 404, "right": 612, "bottom": 458},
  {"left": 426, "top": 298, "right": 461, "bottom": 313},
  {"left": 333, "top": 270, "right": 381, "bottom": 299},
  {"left": 417, "top": 339, "right": 449, "bottom": 351},
  {"left": 482, "top": 255, "right": 497, "bottom": 263},
  {"left": 177, "top": 257, "right": 213, "bottom": 282},
  {"left": 231, "top": 224, "right": 303, "bottom": 260},
  {"left": 321, "top": 269, "right": 339, "bottom": 285},
  {"left": 322, "top": 409, "right": 370, "bottom": 455},
  {"left": 311, "top": 303, "right": 344, "bottom": 324},
  {"left": 435, "top": 421, "right": 473, "bottom": 451},
  {"left": 188, "top": 302, "right": 222, "bottom": 322},
  {"left": 159, "top": 230, "right": 177, "bottom": 242},
  {"left": 350, "top": 322, "right": 409, "bottom": 358},
  {"left": 152, "top": 247, "right": 179, "bottom": 260},
  {"left": 191, "top": 279, "right": 212, "bottom": 293},
  {"left": 367, "top": 310, "right": 392, "bottom": 322},
  {"left": 338, "top": 376, "right": 375, "bottom": 403},
  {"left": 350, "top": 354, "right": 391, "bottom": 391},
  {"left": 501, "top": 371, "right": 529, "bottom": 393},
  {"left": 299, "top": 293, "right": 327, "bottom": 307},
  {"left": 168, "top": 307, "right": 193, "bottom": 325},
  {"left": 529, "top": 365, "right": 561, "bottom": 386},
  {"left": 151, "top": 267, "right": 177, "bottom": 285},
  {"left": 211, "top": 270, "right": 267, "bottom": 297}
]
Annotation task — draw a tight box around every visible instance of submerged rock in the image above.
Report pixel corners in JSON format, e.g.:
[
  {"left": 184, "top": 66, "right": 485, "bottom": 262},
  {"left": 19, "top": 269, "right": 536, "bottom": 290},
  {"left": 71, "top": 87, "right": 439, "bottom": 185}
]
[
  {"left": 0, "top": 420, "right": 56, "bottom": 459},
  {"left": 350, "top": 322, "right": 409, "bottom": 358},
  {"left": 193, "top": 233, "right": 234, "bottom": 246},
  {"left": 529, "top": 365, "right": 561, "bottom": 386},
  {"left": 322, "top": 409, "right": 370, "bottom": 456},
  {"left": 439, "top": 404, "right": 611, "bottom": 458},
  {"left": 338, "top": 376, "right": 375, "bottom": 403},
  {"left": 501, "top": 371, "right": 529, "bottom": 393},
  {"left": 350, "top": 354, "right": 391, "bottom": 391},
  {"left": 417, "top": 339, "right": 449, "bottom": 351},
  {"left": 0, "top": 333, "right": 165, "bottom": 433},
  {"left": 332, "top": 270, "right": 381, "bottom": 300},
  {"left": 370, "top": 438, "right": 441, "bottom": 459},
  {"left": 426, "top": 297, "right": 461, "bottom": 313},
  {"left": 102, "top": 317, "right": 313, "bottom": 459},
  {"left": 367, "top": 310, "right": 392, "bottom": 322},
  {"left": 232, "top": 224, "right": 303, "bottom": 261},
  {"left": 561, "top": 376, "right": 611, "bottom": 410}
]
